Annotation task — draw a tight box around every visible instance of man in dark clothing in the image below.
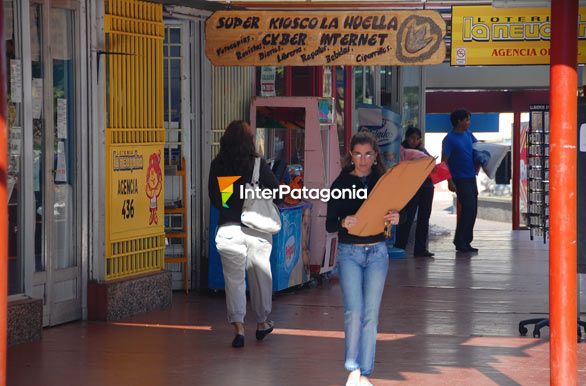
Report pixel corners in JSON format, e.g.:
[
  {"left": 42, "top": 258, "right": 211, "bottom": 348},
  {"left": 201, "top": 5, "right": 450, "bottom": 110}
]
[{"left": 442, "top": 109, "right": 479, "bottom": 253}]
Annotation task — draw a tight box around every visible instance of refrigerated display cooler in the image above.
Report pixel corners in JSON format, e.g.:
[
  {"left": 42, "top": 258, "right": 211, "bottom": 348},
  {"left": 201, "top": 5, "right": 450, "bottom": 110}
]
[
  {"left": 208, "top": 96, "right": 341, "bottom": 291},
  {"left": 251, "top": 96, "right": 341, "bottom": 277}
]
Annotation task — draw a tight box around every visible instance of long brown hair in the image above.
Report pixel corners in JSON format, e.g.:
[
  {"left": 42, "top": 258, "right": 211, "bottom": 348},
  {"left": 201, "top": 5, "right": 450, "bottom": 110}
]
[
  {"left": 341, "top": 131, "right": 386, "bottom": 177},
  {"left": 216, "top": 120, "right": 258, "bottom": 175}
]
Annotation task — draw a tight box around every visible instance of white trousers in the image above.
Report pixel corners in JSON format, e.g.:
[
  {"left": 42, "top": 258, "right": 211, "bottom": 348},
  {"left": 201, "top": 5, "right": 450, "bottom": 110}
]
[{"left": 215, "top": 223, "right": 273, "bottom": 324}]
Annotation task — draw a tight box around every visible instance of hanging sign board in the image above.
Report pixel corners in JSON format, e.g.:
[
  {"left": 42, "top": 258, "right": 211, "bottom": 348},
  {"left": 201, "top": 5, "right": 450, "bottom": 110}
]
[
  {"left": 107, "top": 144, "right": 164, "bottom": 240},
  {"left": 451, "top": 5, "right": 586, "bottom": 66},
  {"left": 205, "top": 10, "right": 446, "bottom": 66}
]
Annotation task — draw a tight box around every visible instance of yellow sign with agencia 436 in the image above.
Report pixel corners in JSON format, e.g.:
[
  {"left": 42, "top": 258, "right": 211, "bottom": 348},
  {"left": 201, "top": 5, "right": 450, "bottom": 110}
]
[{"left": 108, "top": 145, "right": 164, "bottom": 240}]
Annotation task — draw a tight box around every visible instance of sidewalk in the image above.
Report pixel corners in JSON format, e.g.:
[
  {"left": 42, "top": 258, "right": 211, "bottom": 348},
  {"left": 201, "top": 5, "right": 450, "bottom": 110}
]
[{"left": 7, "top": 193, "right": 586, "bottom": 385}]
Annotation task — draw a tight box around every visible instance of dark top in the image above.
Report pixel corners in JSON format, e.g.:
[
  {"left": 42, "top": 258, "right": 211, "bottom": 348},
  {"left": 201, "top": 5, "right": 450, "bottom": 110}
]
[
  {"left": 326, "top": 170, "right": 385, "bottom": 244},
  {"left": 402, "top": 141, "right": 434, "bottom": 189},
  {"left": 208, "top": 157, "right": 280, "bottom": 226}
]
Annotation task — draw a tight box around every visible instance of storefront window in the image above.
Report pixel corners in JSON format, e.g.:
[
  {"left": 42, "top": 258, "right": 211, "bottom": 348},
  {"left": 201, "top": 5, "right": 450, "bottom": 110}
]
[
  {"left": 380, "top": 66, "right": 394, "bottom": 110},
  {"left": 255, "top": 106, "right": 305, "bottom": 178},
  {"left": 400, "top": 66, "right": 422, "bottom": 129},
  {"left": 30, "top": 3, "right": 45, "bottom": 273},
  {"left": 6, "top": 0, "right": 23, "bottom": 294},
  {"left": 354, "top": 66, "right": 375, "bottom": 106},
  {"left": 255, "top": 66, "right": 285, "bottom": 96},
  {"left": 163, "top": 24, "right": 183, "bottom": 168},
  {"left": 51, "top": 8, "right": 76, "bottom": 270}
]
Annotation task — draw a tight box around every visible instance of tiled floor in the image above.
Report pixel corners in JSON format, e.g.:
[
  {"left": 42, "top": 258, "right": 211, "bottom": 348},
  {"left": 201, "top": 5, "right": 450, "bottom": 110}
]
[{"left": 7, "top": 192, "right": 586, "bottom": 385}]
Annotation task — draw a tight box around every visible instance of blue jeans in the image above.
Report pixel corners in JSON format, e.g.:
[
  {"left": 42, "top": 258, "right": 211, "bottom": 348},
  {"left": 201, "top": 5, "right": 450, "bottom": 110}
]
[{"left": 337, "top": 242, "right": 389, "bottom": 376}]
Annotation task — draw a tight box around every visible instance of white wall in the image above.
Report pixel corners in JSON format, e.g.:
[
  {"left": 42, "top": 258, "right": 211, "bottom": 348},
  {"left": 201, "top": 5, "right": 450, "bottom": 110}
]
[
  {"left": 425, "top": 63, "right": 551, "bottom": 89},
  {"left": 425, "top": 63, "right": 586, "bottom": 90}
]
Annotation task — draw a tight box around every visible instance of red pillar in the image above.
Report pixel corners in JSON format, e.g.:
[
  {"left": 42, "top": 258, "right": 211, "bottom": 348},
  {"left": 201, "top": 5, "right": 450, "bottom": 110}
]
[
  {"left": 549, "top": 1, "right": 578, "bottom": 384},
  {"left": 284, "top": 66, "right": 292, "bottom": 97},
  {"left": 0, "top": 0, "right": 7, "bottom": 383},
  {"left": 344, "top": 66, "right": 352, "bottom": 152}
]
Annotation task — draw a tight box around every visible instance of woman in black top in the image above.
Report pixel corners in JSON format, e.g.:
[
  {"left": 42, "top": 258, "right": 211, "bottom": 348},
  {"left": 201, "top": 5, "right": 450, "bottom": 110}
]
[
  {"left": 326, "top": 131, "right": 399, "bottom": 386},
  {"left": 208, "top": 120, "right": 279, "bottom": 348},
  {"left": 395, "top": 126, "right": 435, "bottom": 257}
]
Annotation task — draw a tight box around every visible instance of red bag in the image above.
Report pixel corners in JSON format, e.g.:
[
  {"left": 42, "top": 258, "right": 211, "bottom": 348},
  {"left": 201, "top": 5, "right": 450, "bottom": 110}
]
[{"left": 430, "top": 161, "right": 452, "bottom": 184}]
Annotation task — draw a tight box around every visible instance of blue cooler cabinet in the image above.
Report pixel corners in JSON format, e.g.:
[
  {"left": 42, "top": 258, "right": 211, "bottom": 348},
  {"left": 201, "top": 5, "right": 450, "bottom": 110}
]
[{"left": 208, "top": 203, "right": 312, "bottom": 291}]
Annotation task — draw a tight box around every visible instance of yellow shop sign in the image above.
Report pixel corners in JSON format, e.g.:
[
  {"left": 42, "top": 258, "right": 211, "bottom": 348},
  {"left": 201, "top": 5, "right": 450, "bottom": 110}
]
[
  {"left": 107, "top": 145, "right": 164, "bottom": 240},
  {"left": 451, "top": 5, "right": 586, "bottom": 65}
]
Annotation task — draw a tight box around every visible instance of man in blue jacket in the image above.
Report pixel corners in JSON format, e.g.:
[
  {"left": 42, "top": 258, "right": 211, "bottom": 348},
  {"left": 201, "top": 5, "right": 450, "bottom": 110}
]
[{"left": 442, "top": 109, "right": 479, "bottom": 252}]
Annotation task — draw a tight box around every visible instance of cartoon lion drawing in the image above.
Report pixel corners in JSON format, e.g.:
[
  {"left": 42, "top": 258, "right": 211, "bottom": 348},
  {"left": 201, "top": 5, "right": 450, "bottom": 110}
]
[{"left": 145, "top": 151, "right": 163, "bottom": 225}]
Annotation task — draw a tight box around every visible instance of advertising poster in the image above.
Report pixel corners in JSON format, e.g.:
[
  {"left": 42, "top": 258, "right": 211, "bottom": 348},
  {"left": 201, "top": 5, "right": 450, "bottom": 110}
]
[
  {"left": 32, "top": 78, "right": 43, "bottom": 119},
  {"left": 270, "top": 206, "right": 302, "bottom": 291},
  {"left": 260, "top": 66, "right": 276, "bottom": 96},
  {"left": 520, "top": 121, "right": 529, "bottom": 216},
  {"left": 57, "top": 98, "right": 68, "bottom": 139},
  {"left": 9, "top": 59, "right": 22, "bottom": 103},
  {"left": 107, "top": 145, "right": 164, "bottom": 240},
  {"left": 54, "top": 141, "right": 67, "bottom": 183}
]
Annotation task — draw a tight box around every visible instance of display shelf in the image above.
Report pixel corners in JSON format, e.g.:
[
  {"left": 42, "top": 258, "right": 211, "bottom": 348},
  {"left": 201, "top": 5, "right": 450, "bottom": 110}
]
[
  {"left": 527, "top": 105, "right": 549, "bottom": 243},
  {"left": 164, "top": 158, "right": 189, "bottom": 293}
]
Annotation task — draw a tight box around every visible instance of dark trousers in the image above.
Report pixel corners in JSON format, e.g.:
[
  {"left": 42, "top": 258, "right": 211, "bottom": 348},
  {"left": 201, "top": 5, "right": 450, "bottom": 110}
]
[
  {"left": 453, "top": 178, "right": 478, "bottom": 248},
  {"left": 395, "top": 186, "right": 434, "bottom": 253}
]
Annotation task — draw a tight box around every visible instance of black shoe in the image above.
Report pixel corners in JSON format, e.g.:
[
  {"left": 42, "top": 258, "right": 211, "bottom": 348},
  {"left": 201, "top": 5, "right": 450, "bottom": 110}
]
[
  {"left": 456, "top": 245, "right": 478, "bottom": 253},
  {"left": 232, "top": 334, "right": 245, "bottom": 348},
  {"left": 414, "top": 250, "right": 434, "bottom": 257},
  {"left": 256, "top": 320, "right": 274, "bottom": 341}
]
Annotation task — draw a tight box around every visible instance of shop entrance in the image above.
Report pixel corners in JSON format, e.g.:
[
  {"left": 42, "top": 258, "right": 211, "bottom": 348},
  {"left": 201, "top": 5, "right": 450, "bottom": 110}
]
[
  {"left": 30, "top": 1, "right": 82, "bottom": 326},
  {"left": 163, "top": 20, "right": 192, "bottom": 291}
]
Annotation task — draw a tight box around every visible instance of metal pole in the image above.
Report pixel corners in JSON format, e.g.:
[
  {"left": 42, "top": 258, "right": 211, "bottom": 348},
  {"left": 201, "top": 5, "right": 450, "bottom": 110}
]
[
  {"left": 512, "top": 111, "right": 521, "bottom": 230},
  {"left": 0, "top": 0, "right": 7, "bottom": 383},
  {"left": 549, "top": 1, "right": 578, "bottom": 384}
]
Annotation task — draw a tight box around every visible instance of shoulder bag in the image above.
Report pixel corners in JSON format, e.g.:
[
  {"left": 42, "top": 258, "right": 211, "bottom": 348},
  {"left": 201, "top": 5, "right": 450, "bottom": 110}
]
[{"left": 241, "top": 157, "right": 282, "bottom": 234}]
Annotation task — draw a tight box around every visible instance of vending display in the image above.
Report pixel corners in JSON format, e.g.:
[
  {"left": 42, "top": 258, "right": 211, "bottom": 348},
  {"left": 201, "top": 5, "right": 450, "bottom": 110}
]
[
  {"left": 208, "top": 96, "right": 341, "bottom": 291},
  {"left": 251, "top": 96, "right": 341, "bottom": 277},
  {"left": 527, "top": 104, "right": 549, "bottom": 242}
]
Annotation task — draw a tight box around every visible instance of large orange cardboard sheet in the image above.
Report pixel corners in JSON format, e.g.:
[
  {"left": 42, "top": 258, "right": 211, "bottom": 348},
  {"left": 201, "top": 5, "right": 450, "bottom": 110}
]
[{"left": 348, "top": 157, "right": 436, "bottom": 237}]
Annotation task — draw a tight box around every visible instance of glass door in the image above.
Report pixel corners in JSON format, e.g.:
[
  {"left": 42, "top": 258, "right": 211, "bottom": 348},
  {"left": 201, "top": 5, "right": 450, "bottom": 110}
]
[
  {"left": 5, "top": 0, "right": 24, "bottom": 296},
  {"left": 30, "top": 1, "right": 81, "bottom": 326}
]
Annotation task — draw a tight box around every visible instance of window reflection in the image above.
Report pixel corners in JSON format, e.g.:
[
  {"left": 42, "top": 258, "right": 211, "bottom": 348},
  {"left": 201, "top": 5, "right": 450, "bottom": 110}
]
[
  {"left": 51, "top": 8, "right": 76, "bottom": 270},
  {"left": 6, "top": 0, "right": 23, "bottom": 294},
  {"left": 30, "top": 3, "right": 45, "bottom": 273}
]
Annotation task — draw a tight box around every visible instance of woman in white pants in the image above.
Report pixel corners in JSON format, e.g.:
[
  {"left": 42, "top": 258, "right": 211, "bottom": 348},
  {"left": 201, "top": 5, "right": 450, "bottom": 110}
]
[{"left": 208, "top": 120, "right": 280, "bottom": 348}]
